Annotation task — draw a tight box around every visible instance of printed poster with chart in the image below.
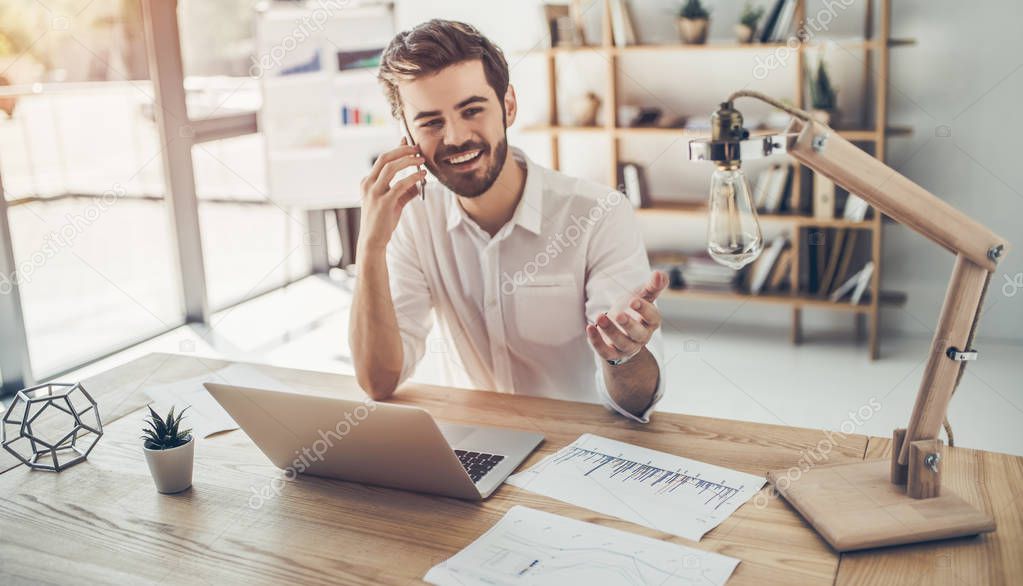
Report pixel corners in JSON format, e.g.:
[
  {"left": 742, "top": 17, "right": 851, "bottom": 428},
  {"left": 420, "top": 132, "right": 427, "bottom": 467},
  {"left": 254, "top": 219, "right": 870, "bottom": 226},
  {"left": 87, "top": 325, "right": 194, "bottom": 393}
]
[
  {"left": 506, "top": 434, "right": 766, "bottom": 541},
  {"left": 424, "top": 506, "right": 741, "bottom": 586}
]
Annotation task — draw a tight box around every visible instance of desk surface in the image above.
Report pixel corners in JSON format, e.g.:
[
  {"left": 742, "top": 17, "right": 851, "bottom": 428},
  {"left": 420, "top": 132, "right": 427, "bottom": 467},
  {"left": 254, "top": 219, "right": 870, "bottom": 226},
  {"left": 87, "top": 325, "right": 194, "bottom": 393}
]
[{"left": 0, "top": 353, "right": 1019, "bottom": 585}]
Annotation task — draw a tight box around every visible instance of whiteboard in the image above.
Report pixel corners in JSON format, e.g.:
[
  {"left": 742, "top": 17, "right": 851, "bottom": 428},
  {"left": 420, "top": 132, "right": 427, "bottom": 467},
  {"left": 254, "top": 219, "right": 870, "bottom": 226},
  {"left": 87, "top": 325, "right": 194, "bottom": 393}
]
[{"left": 255, "top": 1, "right": 399, "bottom": 209}]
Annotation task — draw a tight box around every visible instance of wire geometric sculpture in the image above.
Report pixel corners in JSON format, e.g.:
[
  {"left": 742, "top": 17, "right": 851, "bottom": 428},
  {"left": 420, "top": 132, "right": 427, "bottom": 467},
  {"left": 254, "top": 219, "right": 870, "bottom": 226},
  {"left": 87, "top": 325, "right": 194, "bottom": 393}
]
[{"left": 2, "top": 382, "right": 103, "bottom": 471}]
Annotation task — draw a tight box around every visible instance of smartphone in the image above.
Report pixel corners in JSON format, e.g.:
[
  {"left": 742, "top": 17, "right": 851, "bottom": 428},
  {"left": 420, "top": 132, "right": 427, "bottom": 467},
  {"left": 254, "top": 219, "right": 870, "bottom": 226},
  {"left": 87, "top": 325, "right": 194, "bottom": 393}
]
[{"left": 401, "top": 116, "right": 427, "bottom": 200}]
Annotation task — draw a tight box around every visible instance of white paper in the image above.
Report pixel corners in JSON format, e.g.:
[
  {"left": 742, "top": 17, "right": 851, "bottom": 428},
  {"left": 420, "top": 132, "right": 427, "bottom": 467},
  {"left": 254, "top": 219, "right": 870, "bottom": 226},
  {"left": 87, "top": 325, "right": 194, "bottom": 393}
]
[
  {"left": 506, "top": 434, "right": 766, "bottom": 541},
  {"left": 143, "top": 363, "right": 293, "bottom": 438},
  {"left": 424, "top": 505, "right": 740, "bottom": 586}
]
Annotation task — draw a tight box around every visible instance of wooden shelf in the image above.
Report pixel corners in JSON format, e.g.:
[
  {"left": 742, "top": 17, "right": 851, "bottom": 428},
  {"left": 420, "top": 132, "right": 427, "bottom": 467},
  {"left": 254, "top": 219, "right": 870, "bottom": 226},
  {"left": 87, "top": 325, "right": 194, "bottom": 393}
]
[
  {"left": 660, "top": 287, "right": 906, "bottom": 311},
  {"left": 637, "top": 201, "right": 874, "bottom": 228},
  {"left": 518, "top": 37, "right": 916, "bottom": 57},
  {"left": 660, "top": 288, "right": 872, "bottom": 313},
  {"left": 532, "top": 0, "right": 905, "bottom": 359},
  {"left": 521, "top": 125, "right": 912, "bottom": 142}
]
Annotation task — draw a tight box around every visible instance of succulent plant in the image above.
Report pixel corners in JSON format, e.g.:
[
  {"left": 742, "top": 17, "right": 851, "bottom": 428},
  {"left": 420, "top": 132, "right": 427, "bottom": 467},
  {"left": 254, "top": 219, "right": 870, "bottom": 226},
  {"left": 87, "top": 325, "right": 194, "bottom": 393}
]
[
  {"left": 680, "top": 0, "right": 710, "bottom": 20},
  {"left": 142, "top": 405, "right": 192, "bottom": 450},
  {"left": 740, "top": 3, "right": 765, "bottom": 28}
]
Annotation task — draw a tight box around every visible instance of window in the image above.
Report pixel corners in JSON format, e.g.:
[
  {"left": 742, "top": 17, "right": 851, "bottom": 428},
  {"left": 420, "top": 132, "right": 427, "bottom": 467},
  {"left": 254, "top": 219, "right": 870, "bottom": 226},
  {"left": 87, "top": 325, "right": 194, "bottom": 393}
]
[
  {"left": 0, "top": 84, "right": 183, "bottom": 376},
  {"left": 193, "top": 133, "right": 310, "bottom": 310}
]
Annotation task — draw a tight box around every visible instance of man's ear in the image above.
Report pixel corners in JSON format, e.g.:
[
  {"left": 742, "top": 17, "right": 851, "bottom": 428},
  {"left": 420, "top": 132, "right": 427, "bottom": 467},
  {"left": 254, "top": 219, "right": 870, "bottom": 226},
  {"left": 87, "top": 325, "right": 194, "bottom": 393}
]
[{"left": 503, "top": 84, "right": 517, "bottom": 128}]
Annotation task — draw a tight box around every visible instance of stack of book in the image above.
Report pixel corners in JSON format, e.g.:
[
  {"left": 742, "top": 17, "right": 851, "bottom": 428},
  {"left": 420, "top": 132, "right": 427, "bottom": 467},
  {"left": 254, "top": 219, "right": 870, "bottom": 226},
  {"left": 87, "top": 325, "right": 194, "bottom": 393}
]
[
  {"left": 648, "top": 251, "right": 740, "bottom": 292},
  {"left": 680, "top": 256, "right": 740, "bottom": 292}
]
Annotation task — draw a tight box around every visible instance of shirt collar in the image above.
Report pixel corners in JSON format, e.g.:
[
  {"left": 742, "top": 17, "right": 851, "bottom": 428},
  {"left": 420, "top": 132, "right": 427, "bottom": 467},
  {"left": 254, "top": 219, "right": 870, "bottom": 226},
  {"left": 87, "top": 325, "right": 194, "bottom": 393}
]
[{"left": 446, "top": 146, "right": 543, "bottom": 236}]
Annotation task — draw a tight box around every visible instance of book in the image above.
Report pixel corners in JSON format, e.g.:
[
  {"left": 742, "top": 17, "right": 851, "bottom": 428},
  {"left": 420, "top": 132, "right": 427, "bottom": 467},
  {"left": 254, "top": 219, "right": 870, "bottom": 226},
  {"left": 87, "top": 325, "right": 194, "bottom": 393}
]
[
  {"left": 767, "top": 248, "right": 793, "bottom": 291},
  {"left": 750, "top": 235, "right": 788, "bottom": 294},
  {"left": 753, "top": 166, "right": 776, "bottom": 210},
  {"left": 758, "top": 0, "right": 786, "bottom": 43},
  {"left": 620, "top": 0, "right": 637, "bottom": 45},
  {"left": 817, "top": 228, "right": 847, "bottom": 296},
  {"left": 829, "top": 266, "right": 860, "bottom": 301},
  {"left": 623, "top": 163, "right": 641, "bottom": 207},
  {"left": 770, "top": 0, "right": 797, "bottom": 42},
  {"left": 544, "top": 4, "right": 582, "bottom": 47},
  {"left": 763, "top": 164, "right": 790, "bottom": 213},
  {"left": 829, "top": 230, "right": 859, "bottom": 295},
  {"left": 806, "top": 229, "right": 824, "bottom": 293},
  {"left": 851, "top": 261, "right": 875, "bottom": 304},
  {"left": 779, "top": 162, "right": 795, "bottom": 212},
  {"left": 843, "top": 194, "right": 870, "bottom": 221},
  {"left": 609, "top": 0, "right": 636, "bottom": 47},
  {"left": 830, "top": 261, "right": 874, "bottom": 303},
  {"left": 617, "top": 162, "right": 650, "bottom": 208},
  {"left": 815, "top": 229, "right": 828, "bottom": 293}
]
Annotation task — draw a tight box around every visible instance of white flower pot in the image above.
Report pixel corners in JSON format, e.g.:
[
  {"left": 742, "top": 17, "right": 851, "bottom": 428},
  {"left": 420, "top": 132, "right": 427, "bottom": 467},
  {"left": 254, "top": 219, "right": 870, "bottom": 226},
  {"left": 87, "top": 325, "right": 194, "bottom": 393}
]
[
  {"left": 735, "top": 24, "right": 754, "bottom": 43},
  {"left": 677, "top": 18, "right": 709, "bottom": 44},
  {"left": 143, "top": 436, "right": 194, "bottom": 494}
]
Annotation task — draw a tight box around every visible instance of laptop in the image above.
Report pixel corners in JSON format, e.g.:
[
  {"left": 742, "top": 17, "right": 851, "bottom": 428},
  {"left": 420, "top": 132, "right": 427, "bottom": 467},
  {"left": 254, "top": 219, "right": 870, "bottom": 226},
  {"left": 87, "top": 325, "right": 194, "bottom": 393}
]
[{"left": 204, "top": 383, "right": 544, "bottom": 500}]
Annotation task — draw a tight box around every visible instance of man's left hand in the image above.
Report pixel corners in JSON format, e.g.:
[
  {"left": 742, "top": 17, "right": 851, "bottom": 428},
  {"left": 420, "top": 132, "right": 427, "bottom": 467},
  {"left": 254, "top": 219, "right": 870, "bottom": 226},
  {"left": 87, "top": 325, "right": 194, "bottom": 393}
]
[{"left": 586, "top": 271, "right": 668, "bottom": 364}]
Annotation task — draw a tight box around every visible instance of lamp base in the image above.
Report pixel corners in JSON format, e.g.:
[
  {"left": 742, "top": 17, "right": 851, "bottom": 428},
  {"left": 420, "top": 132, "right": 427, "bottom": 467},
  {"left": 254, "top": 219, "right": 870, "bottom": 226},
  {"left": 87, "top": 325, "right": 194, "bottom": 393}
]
[{"left": 767, "top": 459, "right": 995, "bottom": 552}]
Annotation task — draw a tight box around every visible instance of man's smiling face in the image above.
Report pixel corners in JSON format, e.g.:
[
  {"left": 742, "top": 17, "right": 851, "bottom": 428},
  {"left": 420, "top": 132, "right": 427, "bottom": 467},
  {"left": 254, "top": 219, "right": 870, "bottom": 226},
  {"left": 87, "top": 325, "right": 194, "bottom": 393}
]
[{"left": 398, "top": 59, "right": 516, "bottom": 198}]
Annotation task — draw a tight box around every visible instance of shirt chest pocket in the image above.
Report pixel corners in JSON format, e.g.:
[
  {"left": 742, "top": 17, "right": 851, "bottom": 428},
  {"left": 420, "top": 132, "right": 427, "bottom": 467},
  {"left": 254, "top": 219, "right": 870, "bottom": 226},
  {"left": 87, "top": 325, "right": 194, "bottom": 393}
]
[{"left": 510, "top": 275, "right": 582, "bottom": 346}]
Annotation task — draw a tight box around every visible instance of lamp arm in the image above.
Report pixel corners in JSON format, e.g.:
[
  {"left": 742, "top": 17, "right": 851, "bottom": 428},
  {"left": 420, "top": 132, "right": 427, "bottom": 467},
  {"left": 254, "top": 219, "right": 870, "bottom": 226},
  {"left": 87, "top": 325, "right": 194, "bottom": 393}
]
[
  {"left": 783, "top": 117, "right": 1007, "bottom": 271},
  {"left": 775, "top": 115, "right": 1010, "bottom": 467}
]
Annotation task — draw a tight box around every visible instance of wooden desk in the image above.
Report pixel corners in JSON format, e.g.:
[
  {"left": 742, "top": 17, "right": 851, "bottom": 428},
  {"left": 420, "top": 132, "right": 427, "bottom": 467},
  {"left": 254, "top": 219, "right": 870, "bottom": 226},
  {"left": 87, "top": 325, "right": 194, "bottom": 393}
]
[{"left": 0, "top": 353, "right": 1019, "bottom": 584}]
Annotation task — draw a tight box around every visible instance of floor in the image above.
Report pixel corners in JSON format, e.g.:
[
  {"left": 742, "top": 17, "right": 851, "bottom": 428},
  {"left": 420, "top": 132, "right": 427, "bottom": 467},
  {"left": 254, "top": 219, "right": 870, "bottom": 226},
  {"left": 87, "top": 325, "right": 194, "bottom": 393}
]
[{"left": 43, "top": 274, "right": 1023, "bottom": 458}]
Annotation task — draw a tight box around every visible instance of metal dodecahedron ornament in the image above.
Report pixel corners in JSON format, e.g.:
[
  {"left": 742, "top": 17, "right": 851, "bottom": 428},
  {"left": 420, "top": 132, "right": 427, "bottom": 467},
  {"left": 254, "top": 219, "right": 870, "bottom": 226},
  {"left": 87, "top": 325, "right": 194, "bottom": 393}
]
[{"left": 2, "top": 382, "right": 103, "bottom": 471}]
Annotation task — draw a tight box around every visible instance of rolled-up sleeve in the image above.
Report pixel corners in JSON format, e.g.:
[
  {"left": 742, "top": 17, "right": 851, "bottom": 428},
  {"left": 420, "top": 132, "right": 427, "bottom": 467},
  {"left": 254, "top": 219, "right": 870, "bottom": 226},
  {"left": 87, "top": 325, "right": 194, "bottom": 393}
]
[
  {"left": 385, "top": 215, "right": 435, "bottom": 387},
  {"left": 583, "top": 190, "right": 667, "bottom": 423}
]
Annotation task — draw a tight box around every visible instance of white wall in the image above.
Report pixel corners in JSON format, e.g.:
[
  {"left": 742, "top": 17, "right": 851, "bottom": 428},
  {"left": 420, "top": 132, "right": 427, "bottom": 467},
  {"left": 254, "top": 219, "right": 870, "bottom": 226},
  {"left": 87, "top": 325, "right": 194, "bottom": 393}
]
[
  {"left": 392, "top": 0, "right": 1023, "bottom": 344},
  {"left": 883, "top": 1, "right": 1023, "bottom": 343}
]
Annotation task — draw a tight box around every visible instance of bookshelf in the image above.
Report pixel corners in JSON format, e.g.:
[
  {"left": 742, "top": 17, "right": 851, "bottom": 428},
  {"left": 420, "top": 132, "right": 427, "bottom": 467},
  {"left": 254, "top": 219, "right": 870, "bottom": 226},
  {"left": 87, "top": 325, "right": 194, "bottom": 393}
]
[{"left": 526, "top": 0, "right": 910, "bottom": 359}]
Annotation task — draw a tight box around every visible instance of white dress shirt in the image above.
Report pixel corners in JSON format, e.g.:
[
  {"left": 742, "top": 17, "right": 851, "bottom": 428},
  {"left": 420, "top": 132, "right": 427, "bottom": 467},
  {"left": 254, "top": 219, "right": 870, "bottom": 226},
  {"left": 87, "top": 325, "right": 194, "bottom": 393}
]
[{"left": 385, "top": 147, "right": 665, "bottom": 422}]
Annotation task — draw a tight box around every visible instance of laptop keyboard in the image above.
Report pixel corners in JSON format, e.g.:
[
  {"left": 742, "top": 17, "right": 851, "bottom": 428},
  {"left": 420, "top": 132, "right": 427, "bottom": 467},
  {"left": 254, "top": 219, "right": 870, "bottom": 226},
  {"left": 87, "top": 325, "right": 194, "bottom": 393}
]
[{"left": 454, "top": 450, "right": 505, "bottom": 483}]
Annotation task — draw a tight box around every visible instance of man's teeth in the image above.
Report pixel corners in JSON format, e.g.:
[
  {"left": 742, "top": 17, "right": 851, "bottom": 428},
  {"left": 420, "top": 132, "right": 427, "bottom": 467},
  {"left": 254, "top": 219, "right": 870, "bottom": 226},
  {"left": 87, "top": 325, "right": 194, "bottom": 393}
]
[{"left": 447, "top": 150, "right": 481, "bottom": 164}]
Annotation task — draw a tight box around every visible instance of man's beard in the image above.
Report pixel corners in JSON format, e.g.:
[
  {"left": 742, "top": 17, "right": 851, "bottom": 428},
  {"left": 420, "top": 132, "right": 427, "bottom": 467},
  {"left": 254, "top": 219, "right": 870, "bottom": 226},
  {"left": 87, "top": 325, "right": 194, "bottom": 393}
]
[{"left": 426, "top": 133, "right": 508, "bottom": 198}]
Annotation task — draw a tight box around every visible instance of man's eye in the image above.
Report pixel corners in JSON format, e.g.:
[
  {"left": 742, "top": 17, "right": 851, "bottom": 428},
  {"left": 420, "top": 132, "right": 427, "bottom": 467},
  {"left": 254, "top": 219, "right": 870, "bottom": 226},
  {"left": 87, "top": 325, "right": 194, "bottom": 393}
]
[
  {"left": 464, "top": 107, "right": 483, "bottom": 117},
  {"left": 423, "top": 119, "right": 442, "bottom": 128}
]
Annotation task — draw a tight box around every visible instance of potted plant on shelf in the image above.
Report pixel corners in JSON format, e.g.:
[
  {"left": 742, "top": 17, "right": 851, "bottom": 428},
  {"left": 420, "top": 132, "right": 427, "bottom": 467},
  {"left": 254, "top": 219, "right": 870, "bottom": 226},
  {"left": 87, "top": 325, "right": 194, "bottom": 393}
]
[
  {"left": 142, "top": 405, "right": 194, "bottom": 494},
  {"left": 807, "top": 59, "right": 839, "bottom": 127},
  {"left": 736, "top": 3, "right": 764, "bottom": 43},
  {"left": 677, "top": 0, "right": 710, "bottom": 45}
]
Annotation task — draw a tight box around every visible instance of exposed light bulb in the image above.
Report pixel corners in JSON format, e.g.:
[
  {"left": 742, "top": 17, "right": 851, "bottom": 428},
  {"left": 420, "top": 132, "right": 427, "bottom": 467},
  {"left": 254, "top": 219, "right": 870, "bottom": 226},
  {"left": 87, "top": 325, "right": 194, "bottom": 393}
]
[{"left": 706, "top": 166, "right": 763, "bottom": 269}]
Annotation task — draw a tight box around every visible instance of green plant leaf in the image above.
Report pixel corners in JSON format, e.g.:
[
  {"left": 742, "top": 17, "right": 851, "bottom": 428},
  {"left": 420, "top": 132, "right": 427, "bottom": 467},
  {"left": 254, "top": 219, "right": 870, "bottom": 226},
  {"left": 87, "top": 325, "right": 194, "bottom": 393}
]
[
  {"left": 153, "top": 413, "right": 168, "bottom": 438},
  {"left": 680, "top": 0, "right": 709, "bottom": 19},
  {"left": 143, "top": 419, "right": 162, "bottom": 436}
]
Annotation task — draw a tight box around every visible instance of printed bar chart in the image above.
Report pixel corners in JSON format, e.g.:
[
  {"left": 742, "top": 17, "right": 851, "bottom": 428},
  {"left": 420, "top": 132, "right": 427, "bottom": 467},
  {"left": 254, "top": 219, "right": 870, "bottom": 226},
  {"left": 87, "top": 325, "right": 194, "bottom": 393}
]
[{"left": 508, "top": 434, "right": 766, "bottom": 540}]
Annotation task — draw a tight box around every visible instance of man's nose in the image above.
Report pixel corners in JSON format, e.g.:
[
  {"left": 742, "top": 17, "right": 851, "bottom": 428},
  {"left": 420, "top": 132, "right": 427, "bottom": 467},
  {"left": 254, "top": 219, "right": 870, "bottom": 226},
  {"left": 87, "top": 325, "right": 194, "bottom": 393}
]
[{"left": 443, "top": 117, "right": 474, "bottom": 148}]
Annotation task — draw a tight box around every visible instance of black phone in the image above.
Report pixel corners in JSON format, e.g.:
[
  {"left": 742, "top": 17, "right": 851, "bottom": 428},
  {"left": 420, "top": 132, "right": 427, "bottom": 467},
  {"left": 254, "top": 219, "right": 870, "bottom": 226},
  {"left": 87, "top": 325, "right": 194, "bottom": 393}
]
[{"left": 401, "top": 117, "right": 427, "bottom": 200}]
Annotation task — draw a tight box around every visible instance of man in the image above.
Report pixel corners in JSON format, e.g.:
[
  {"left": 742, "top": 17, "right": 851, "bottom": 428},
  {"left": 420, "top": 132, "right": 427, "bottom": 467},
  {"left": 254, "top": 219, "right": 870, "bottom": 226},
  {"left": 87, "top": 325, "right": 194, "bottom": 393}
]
[{"left": 350, "top": 19, "right": 668, "bottom": 422}]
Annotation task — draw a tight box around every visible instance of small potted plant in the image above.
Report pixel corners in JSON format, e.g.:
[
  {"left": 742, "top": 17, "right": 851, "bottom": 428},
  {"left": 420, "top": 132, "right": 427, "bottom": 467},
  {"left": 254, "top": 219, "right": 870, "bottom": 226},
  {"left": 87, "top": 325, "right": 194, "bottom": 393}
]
[
  {"left": 142, "top": 405, "right": 194, "bottom": 494},
  {"left": 736, "top": 3, "right": 764, "bottom": 43},
  {"left": 807, "top": 59, "right": 839, "bottom": 127},
  {"left": 677, "top": 0, "right": 710, "bottom": 45}
]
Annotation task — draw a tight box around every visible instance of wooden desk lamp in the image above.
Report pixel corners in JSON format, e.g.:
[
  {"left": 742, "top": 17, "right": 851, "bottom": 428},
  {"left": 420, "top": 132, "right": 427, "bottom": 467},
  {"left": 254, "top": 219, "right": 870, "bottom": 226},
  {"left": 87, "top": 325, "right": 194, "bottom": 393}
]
[{"left": 688, "top": 91, "right": 1009, "bottom": 552}]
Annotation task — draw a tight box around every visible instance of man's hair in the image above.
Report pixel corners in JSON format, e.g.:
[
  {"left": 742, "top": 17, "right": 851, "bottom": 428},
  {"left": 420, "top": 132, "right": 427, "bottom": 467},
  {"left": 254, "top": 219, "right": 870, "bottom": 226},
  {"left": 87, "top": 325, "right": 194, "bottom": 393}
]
[{"left": 377, "top": 19, "right": 510, "bottom": 120}]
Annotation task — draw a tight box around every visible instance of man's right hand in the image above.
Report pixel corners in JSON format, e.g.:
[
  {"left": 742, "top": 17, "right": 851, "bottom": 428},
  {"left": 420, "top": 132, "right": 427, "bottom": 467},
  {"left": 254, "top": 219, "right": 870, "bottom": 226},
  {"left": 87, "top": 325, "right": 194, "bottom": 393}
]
[{"left": 358, "top": 138, "right": 427, "bottom": 253}]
